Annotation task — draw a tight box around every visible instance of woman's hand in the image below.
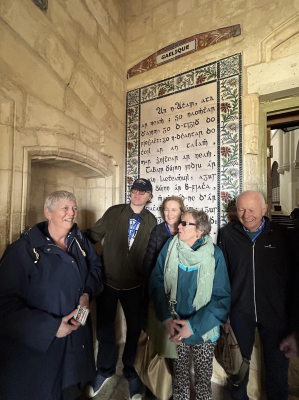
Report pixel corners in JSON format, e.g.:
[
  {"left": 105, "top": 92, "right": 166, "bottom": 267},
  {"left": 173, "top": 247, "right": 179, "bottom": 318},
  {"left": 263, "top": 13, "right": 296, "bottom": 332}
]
[
  {"left": 222, "top": 317, "right": 230, "bottom": 333},
  {"left": 280, "top": 333, "right": 299, "bottom": 358},
  {"left": 170, "top": 319, "right": 192, "bottom": 344},
  {"left": 56, "top": 309, "right": 81, "bottom": 338},
  {"left": 79, "top": 293, "right": 90, "bottom": 309},
  {"left": 163, "top": 319, "right": 177, "bottom": 337}
]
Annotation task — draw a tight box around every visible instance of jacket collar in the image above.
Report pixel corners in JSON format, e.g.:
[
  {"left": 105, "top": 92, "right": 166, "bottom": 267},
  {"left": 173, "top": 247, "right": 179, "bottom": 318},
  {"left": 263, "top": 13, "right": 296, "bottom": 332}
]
[
  {"left": 126, "top": 203, "right": 148, "bottom": 220},
  {"left": 232, "top": 216, "right": 271, "bottom": 236},
  {"left": 22, "top": 221, "right": 78, "bottom": 249}
]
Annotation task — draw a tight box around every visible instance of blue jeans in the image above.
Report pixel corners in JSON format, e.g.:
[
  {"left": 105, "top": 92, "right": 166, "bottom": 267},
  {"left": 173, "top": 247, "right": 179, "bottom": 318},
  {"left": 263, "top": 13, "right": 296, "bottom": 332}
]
[{"left": 230, "top": 313, "right": 289, "bottom": 400}]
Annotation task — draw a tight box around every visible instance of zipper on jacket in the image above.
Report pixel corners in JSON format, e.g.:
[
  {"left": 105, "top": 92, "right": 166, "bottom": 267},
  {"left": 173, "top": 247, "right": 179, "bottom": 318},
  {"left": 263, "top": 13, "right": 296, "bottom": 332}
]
[{"left": 252, "top": 241, "right": 257, "bottom": 322}]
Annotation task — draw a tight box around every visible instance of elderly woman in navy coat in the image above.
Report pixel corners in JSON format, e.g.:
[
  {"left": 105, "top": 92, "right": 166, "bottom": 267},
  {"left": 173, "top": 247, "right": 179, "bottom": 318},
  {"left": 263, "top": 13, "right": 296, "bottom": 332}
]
[{"left": 0, "top": 190, "right": 103, "bottom": 400}]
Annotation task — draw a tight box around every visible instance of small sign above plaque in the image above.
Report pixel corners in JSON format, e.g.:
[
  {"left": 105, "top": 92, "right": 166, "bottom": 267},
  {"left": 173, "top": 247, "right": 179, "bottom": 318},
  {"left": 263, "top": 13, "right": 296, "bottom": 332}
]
[
  {"left": 127, "top": 24, "right": 241, "bottom": 79},
  {"left": 156, "top": 39, "right": 197, "bottom": 65}
]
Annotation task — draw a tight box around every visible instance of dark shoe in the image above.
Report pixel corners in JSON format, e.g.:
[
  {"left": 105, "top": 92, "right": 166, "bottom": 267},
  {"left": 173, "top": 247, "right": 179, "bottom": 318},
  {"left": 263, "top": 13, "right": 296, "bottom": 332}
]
[
  {"left": 85, "top": 374, "right": 112, "bottom": 398},
  {"left": 129, "top": 376, "right": 143, "bottom": 400}
]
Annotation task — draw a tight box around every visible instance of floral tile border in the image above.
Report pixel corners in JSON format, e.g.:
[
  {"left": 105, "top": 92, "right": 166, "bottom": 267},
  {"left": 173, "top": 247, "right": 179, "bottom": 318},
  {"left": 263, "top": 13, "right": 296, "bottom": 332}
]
[{"left": 126, "top": 53, "right": 242, "bottom": 227}]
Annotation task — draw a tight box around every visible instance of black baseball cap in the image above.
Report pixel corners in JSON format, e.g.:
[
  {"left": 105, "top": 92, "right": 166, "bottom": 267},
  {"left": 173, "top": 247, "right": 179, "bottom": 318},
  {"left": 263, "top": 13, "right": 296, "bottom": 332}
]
[{"left": 131, "top": 178, "right": 152, "bottom": 193}]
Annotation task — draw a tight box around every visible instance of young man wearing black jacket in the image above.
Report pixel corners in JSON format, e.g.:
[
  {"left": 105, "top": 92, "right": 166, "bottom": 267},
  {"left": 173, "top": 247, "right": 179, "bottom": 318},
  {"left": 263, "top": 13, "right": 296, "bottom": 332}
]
[
  {"left": 85, "top": 179, "right": 157, "bottom": 400},
  {"left": 218, "top": 190, "right": 290, "bottom": 400}
]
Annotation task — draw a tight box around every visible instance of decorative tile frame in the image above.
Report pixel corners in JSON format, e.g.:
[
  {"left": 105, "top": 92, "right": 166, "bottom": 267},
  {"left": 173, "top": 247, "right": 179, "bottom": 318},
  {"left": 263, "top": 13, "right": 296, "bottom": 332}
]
[{"left": 126, "top": 54, "right": 242, "bottom": 228}]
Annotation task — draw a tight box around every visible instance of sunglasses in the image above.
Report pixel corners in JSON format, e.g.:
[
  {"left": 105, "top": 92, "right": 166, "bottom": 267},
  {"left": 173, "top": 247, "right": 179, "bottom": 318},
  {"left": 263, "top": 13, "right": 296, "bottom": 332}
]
[
  {"left": 179, "top": 221, "right": 196, "bottom": 226},
  {"left": 131, "top": 188, "right": 151, "bottom": 196}
]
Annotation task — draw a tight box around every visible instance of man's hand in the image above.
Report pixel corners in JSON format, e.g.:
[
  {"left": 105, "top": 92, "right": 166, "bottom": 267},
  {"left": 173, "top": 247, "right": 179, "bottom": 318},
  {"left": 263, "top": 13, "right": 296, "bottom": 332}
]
[
  {"left": 170, "top": 319, "right": 192, "bottom": 345},
  {"left": 280, "top": 333, "right": 299, "bottom": 358},
  {"left": 56, "top": 309, "right": 81, "bottom": 338},
  {"left": 222, "top": 317, "right": 230, "bottom": 334},
  {"left": 79, "top": 293, "right": 90, "bottom": 309}
]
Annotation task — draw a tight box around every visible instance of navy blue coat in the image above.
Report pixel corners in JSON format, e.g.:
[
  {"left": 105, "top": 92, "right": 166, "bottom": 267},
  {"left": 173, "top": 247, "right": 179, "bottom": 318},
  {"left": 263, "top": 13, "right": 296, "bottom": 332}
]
[{"left": 0, "top": 222, "right": 103, "bottom": 400}]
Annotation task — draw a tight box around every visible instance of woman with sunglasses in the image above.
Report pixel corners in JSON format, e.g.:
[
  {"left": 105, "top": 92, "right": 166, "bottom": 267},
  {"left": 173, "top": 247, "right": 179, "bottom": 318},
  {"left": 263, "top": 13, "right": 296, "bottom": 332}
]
[{"left": 149, "top": 209, "right": 231, "bottom": 400}]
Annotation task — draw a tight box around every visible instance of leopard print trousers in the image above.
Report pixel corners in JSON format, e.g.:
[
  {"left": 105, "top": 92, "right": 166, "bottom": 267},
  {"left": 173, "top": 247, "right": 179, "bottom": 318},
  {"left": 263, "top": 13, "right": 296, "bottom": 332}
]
[{"left": 172, "top": 342, "right": 216, "bottom": 400}]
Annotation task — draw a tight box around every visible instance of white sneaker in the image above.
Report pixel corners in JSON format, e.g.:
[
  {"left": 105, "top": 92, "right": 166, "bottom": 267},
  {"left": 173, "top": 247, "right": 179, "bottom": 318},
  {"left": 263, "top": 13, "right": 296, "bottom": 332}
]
[
  {"left": 130, "top": 394, "right": 142, "bottom": 400},
  {"left": 85, "top": 374, "right": 111, "bottom": 398}
]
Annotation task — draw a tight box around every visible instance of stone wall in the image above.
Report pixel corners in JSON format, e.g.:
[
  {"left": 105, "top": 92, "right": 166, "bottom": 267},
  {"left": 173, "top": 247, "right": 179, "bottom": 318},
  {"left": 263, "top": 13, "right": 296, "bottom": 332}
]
[
  {"left": 125, "top": 0, "right": 299, "bottom": 197},
  {"left": 0, "top": 0, "right": 126, "bottom": 254},
  {"left": 125, "top": 1, "right": 299, "bottom": 396}
]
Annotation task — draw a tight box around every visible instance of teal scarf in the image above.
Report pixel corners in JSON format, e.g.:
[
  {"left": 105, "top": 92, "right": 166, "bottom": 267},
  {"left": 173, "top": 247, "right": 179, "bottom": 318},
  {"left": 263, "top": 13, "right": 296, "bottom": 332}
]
[{"left": 164, "top": 234, "right": 218, "bottom": 342}]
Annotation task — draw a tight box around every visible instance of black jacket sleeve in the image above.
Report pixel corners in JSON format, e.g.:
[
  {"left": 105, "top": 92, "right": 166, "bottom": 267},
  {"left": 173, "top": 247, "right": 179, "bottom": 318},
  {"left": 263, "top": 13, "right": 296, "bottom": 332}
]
[{"left": 143, "top": 224, "right": 170, "bottom": 283}]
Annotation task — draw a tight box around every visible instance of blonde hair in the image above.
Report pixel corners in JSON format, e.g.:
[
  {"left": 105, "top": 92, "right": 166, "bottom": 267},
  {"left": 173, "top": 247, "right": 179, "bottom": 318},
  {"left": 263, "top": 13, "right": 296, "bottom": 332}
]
[{"left": 161, "top": 196, "right": 186, "bottom": 218}]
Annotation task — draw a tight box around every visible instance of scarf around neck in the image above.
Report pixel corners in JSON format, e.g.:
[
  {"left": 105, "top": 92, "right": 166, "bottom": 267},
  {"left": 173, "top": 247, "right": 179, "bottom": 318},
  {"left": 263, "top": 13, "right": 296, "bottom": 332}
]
[{"left": 164, "top": 234, "right": 218, "bottom": 342}]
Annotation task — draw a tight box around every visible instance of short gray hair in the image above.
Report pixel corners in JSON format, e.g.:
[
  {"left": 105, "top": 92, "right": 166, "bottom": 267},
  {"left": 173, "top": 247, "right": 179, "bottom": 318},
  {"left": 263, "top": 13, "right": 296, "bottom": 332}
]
[
  {"left": 182, "top": 208, "right": 211, "bottom": 236},
  {"left": 44, "top": 190, "right": 77, "bottom": 212}
]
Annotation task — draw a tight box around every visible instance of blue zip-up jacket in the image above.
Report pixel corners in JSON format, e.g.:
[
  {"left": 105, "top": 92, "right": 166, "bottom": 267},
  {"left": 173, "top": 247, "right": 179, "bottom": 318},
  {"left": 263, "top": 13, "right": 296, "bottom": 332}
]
[{"left": 149, "top": 237, "right": 231, "bottom": 345}]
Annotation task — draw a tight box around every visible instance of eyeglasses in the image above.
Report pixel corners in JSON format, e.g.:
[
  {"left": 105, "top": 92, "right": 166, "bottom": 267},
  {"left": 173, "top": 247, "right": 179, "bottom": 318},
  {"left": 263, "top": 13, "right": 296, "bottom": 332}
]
[
  {"left": 131, "top": 188, "right": 151, "bottom": 196},
  {"left": 179, "top": 221, "right": 196, "bottom": 226}
]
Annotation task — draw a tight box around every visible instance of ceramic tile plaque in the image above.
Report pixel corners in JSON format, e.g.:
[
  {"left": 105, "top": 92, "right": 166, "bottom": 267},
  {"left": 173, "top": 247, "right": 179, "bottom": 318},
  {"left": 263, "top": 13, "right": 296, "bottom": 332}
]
[{"left": 126, "top": 54, "right": 242, "bottom": 240}]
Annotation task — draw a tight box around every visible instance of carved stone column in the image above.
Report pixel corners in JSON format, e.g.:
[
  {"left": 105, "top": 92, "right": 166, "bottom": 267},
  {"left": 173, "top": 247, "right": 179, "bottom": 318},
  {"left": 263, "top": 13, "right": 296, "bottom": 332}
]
[
  {"left": 277, "top": 130, "right": 284, "bottom": 174},
  {"left": 282, "top": 131, "right": 290, "bottom": 171}
]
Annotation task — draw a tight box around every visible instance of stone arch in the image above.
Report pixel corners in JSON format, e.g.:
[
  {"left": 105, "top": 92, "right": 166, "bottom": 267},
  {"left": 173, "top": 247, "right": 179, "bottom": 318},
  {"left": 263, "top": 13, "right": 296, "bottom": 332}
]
[
  {"left": 21, "top": 145, "right": 115, "bottom": 232},
  {"left": 260, "top": 12, "right": 299, "bottom": 62}
]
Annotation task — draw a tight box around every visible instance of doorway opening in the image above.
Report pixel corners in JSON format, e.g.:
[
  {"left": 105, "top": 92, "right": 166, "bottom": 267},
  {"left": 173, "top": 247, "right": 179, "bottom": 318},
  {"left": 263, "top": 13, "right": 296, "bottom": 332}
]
[{"left": 267, "top": 109, "right": 299, "bottom": 228}]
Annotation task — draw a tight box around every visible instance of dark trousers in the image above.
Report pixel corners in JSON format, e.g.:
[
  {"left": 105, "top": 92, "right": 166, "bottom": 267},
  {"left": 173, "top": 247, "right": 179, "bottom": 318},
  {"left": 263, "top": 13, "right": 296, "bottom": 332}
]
[
  {"left": 230, "top": 313, "right": 289, "bottom": 400},
  {"left": 96, "top": 284, "right": 142, "bottom": 381}
]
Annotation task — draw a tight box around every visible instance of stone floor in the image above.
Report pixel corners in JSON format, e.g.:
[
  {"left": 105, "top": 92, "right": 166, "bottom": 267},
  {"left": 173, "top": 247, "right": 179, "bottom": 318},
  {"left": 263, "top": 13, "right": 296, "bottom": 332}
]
[
  {"left": 77, "top": 344, "right": 299, "bottom": 400},
  {"left": 78, "top": 343, "right": 232, "bottom": 400}
]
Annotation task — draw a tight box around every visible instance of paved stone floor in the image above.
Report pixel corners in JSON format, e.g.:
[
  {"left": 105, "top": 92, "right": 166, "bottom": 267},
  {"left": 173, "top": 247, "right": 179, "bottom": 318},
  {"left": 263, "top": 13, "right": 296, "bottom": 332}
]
[
  {"left": 78, "top": 344, "right": 299, "bottom": 400},
  {"left": 78, "top": 343, "right": 232, "bottom": 400}
]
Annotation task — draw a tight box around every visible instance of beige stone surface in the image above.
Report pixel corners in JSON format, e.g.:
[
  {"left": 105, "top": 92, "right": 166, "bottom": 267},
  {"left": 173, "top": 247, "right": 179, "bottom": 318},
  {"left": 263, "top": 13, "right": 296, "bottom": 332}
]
[
  {"left": 243, "top": 154, "right": 259, "bottom": 190},
  {"left": 107, "top": 0, "right": 119, "bottom": 24},
  {"left": 0, "top": 25, "right": 65, "bottom": 111},
  {"left": 109, "top": 21, "right": 125, "bottom": 59},
  {"left": 0, "top": 169, "right": 12, "bottom": 214},
  {"left": 0, "top": 214, "right": 10, "bottom": 255},
  {"left": 47, "top": 0, "right": 78, "bottom": 52},
  {"left": 0, "top": 0, "right": 47, "bottom": 49},
  {"left": 127, "top": 12, "right": 152, "bottom": 43},
  {"left": 35, "top": 31, "right": 75, "bottom": 84},
  {"left": 79, "top": 33, "right": 111, "bottom": 83},
  {"left": 243, "top": 125, "right": 259, "bottom": 155},
  {"left": 64, "top": 0, "right": 97, "bottom": 40},
  {"left": 177, "top": 0, "right": 196, "bottom": 17},
  {"left": 0, "top": 0, "right": 75, "bottom": 84},
  {"left": 0, "top": 125, "right": 13, "bottom": 170},
  {"left": 247, "top": 53, "right": 299, "bottom": 96},
  {"left": 64, "top": 89, "right": 101, "bottom": 132},
  {"left": 11, "top": 171, "right": 24, "bottom": 214},
  {"left": 25, "top": 95, "right": 79, "bottom": 137},
  {"left": 111, "top": 73, "right": 125, "bottom": 101},
  {"left": 0, "top": 73, "right": 24, "bottom": 128},
  {"left": 125, "top": 0, "right": 143, "bottom": 20},
  {"left": 85, "top": 0, "right": 109, "bottom": 35},
  {"left": 98, "top": 31, "right": 117, "bottom": 68},
  {"left": 152, "top": 1, "right": 176, "bottom": 32},
  {"left": 0, "top": 98, "right": 14, "bottom": 127},
  {"left": 79, "top": 126, "right": 103, "bottom": 147}
]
